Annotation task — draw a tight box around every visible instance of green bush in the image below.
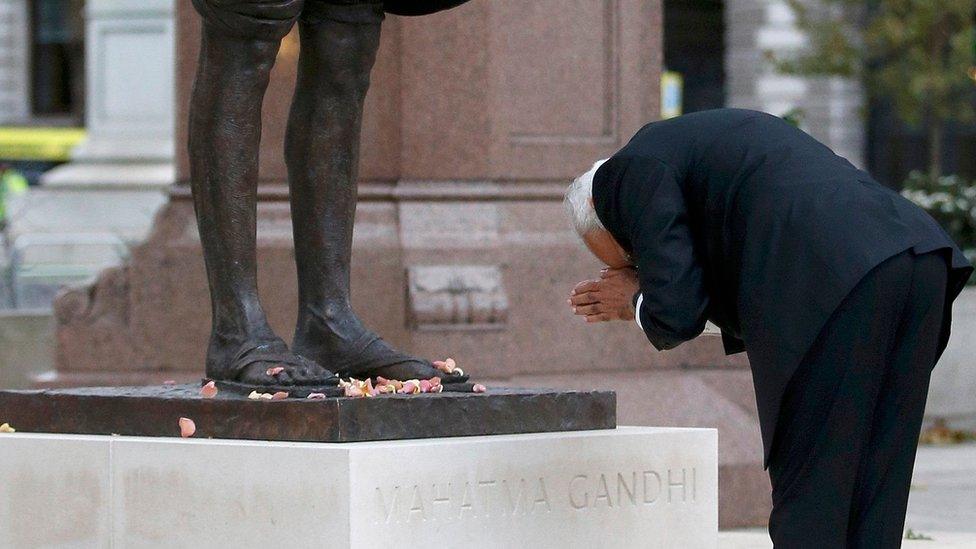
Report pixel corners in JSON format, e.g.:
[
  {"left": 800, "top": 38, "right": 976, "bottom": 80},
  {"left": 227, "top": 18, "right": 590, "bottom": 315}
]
[{"left": 901, "top": 171, "right": 976, "bottom": 281}]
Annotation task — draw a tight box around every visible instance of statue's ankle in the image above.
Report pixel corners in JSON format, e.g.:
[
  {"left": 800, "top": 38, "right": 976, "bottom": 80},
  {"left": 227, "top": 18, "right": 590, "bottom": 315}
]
[
  {"left": 210, "top": 322, "right": 278, "bottom": 349},
  {"left": 296, "top": 300, "right": 359, "bottom": 331}
]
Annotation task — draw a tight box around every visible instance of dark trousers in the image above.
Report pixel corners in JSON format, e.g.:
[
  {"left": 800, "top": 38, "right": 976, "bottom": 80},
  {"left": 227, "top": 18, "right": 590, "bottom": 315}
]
[{"left": 767, "top": 251, "right": 948, "bottom": 548}]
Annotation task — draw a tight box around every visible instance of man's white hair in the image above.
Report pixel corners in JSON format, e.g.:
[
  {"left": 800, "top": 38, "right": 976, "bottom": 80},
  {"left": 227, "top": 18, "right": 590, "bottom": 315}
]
[{"left": 564, "top": 158, "right": 609, "bottom": 236}]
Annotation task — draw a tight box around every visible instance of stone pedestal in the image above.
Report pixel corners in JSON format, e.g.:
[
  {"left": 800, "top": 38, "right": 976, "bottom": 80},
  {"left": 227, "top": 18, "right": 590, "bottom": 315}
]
[
  {"left": 11, "top": 0, "right": 174, "bottom": 249},
  {"left": 0, "top": 427, "right": 718, "bottom": 548},
  {"left": 925, "top": 287, "right": 976, "bottom": 429},
  {"left": 0, "top": 385, "right": 616, "bottom": 442}
]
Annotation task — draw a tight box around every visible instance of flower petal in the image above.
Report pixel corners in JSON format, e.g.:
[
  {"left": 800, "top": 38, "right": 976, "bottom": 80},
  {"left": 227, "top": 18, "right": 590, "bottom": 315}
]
[
  {"left": 271, "top": 391, "right": 289, "bottom": 400},
  {"left": 200, "top": 381, "right": 218, "bottom": 399},
  {"left": 472, "top": 384, "right": 487, "bottom": 393},
  {"left": 179, "top": 417, "right": 196, "bottom": 438},
  {"left": 266, "top": 366, "right": 285, "bottom": 376},
  {"left": 434, "top": 358, "right": 458, "bottom": 374},
  {"left": 0, "top": 423, "right": 15, "bottom": 433},
  {"left": 307, "top": 393, "right": 327, "bottom": 400}
]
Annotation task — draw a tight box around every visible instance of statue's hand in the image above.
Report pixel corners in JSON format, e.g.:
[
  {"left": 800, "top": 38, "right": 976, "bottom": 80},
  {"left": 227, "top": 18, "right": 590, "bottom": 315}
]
[{"left": 568, "top": 267, "right": 638, "bottom": 323}]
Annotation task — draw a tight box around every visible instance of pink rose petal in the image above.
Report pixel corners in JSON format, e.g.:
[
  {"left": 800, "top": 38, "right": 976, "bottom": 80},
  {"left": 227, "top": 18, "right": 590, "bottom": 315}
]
[
  {"left": 472, "top": 384, "right": 487, "bottom": 393},
  {"left": 434, "top": 358, "right": 458, "bottom": 374},
  {"left": 419, "top": 379, "right": 432, "bottom": 393},
  {"left": 271, "top": 391, "right": 289, "bottom": 400},
  {"left": 200, "top": 381, "right": 218, "bottom": 399},
  {"left": 162, "top": 380, "right": 176, "bottom": 385},
  {"left": 307, "top": 393, "right": 327, "bottom": 400},
  {"left": 266, "top": 366, "right": 285, "bottom": 376},
  {"left": 398, "top": 380, "right": 421, "bottom": 395},
  {"left": 179, "top": 417, "right": 196, "bottom": 438}
]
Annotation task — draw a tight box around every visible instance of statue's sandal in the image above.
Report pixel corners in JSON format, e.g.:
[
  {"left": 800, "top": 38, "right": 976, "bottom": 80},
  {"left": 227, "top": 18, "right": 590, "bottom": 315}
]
[
  {"left": 329, "top": 333, "right": 472, "bottom": 389},
  {"left": 210, "top": 343, "right": 342, "bottom": 398}
]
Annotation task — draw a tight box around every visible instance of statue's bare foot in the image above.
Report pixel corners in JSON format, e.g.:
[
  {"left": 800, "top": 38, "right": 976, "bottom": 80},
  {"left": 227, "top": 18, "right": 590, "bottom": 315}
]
[
  {"left": 293, "top": 306, "right": 469, "bottom": 383},
  {"left": 205, "top": 331, "right": 337, "bottom": 386}
]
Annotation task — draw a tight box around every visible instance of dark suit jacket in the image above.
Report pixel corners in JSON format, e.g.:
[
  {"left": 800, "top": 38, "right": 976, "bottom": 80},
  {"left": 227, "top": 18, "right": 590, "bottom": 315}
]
[
  {"left": 384, "top": 0, "right": 470, "bottom": 16},
  {"left": 592, "top": 108, "right": 973, "bottom": 466}
]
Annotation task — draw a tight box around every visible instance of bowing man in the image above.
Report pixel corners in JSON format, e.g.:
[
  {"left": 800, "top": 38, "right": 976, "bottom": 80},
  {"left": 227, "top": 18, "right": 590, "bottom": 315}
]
[{"left": 564, "top": 108, "right": 972, "bottom": 548}]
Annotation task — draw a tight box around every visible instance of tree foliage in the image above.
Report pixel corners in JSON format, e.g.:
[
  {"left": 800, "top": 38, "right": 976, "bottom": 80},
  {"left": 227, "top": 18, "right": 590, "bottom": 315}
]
[{"left": 772, "top": 0, "right": 976, "bottom": 177}]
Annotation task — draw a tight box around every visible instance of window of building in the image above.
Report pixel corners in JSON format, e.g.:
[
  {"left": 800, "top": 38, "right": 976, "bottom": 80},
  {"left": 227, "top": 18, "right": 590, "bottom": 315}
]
[
  {"left": 29, "top": 0, "right": 85, "bottom": 123},
  {"left": 663, "top": 0, "right": 726, "bottom": 114}
]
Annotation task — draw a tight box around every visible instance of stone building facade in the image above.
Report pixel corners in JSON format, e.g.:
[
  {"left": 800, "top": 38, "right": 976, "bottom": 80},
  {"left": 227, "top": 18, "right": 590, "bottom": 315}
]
[
  {"left": 725, "top": 0, "right": 865, "bottom": 167},
  {"left": 0, "top": 1, "right": 30, "bottom": 123}
]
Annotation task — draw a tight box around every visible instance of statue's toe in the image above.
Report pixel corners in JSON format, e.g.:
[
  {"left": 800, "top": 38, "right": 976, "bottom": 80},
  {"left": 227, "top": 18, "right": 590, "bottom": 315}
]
[
  {"left": 233, "top": 352, "right": 337, "bottom": 387},
  {"left": 358, "top": 359, "right": 470, "bottom": 385}
]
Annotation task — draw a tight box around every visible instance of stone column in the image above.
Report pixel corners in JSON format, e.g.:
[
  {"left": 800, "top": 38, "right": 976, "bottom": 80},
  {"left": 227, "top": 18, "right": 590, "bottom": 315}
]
[{"left": 11, "top": 0, "right": 175, "bottom": 245}]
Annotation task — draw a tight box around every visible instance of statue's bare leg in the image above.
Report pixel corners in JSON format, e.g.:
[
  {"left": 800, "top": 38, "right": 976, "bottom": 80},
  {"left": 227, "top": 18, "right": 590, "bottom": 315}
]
[
  {"left": 189, "top": 25, "right": 334, "bottom": 385},
  {"left": 286, "top": 17, "right": 465, "bottom": 383}
]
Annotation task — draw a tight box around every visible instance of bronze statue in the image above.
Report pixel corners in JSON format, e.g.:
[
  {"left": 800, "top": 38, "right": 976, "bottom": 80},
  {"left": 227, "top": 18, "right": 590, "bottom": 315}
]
[{"left": 188, "top": 0, "right": 471, "bottom": 388}]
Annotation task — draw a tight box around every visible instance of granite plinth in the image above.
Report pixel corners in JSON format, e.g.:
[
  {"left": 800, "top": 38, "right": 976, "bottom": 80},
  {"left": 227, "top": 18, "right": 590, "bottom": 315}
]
[
  {"left": 0, "top": 385, "right": 615, "bottom": 442},
  {"left": 0, "top": 427, "right": 718, "bottom": 548}
]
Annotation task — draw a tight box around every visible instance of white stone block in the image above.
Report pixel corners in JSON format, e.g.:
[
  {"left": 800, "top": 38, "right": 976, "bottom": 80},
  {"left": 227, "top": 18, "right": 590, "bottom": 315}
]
[
  {"left": 0, "top": 427, "right": 718, "bottom": 548},
  {"left": 0, "top": 435, "right": 112, "bottom": 548},
  {"left": 926, "top": 287, "right": 976, "bottom": 423}
]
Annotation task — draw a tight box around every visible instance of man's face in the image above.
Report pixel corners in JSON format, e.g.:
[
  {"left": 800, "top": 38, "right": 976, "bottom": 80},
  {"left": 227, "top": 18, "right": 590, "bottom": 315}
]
[{"left": 582, "top": 229, "right": 632, "bottom": 269}]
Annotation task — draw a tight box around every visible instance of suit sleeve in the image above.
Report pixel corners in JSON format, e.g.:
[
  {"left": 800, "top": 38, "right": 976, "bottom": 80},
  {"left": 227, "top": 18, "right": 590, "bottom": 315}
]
[{"left": 621, "top": 158, "right": 710, "bottom": 351}]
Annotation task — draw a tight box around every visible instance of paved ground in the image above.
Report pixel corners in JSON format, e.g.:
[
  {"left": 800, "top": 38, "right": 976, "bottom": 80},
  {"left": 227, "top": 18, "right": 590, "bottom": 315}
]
[
  {"left": 719, "top": 443, "right": 976, "bottom": 548},
  {"left": 718, "top": 530, "right": 976, "bottom": 548}
]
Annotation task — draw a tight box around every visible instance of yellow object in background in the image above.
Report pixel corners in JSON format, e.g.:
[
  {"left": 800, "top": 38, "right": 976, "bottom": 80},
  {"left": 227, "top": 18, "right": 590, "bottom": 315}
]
[
  {"left": 0, "top": 127, "right": 87, "bottom": 162},
  {"left": 0, "top": 168, "right": 29, "bottom": 223},
  {"left": 660, "top": 71, "right": 684, "bottom": 120}
]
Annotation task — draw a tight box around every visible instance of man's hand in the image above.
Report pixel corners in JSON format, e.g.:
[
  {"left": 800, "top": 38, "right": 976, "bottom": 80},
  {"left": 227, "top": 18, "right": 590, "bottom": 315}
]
[{"left": 568, "top": 267, "right": 639, "bottom": 323}]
